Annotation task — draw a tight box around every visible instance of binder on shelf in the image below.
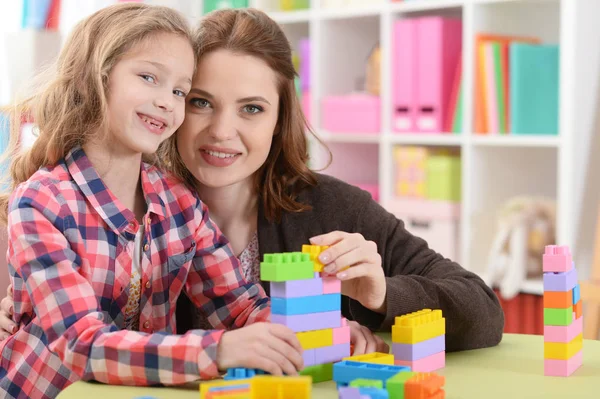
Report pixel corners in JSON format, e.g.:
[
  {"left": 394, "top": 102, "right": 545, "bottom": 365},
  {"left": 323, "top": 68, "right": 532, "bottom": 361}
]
[
  {"left": 445, "top": 56, "right": 462, "bottom": 134},
  {"left": 392, "top": 18, "right": 417, "bottom": 132}
]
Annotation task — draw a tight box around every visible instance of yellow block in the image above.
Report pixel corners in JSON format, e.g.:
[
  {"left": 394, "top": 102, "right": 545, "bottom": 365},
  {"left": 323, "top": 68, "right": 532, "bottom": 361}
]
[
  {"left": 200, "top": 379, "right": 251, "bottom": 399},
  {"left": 343, "top": 352, "right": 394, "bottom": 365},
  {"left": 301, "top": 244, "right": 329, "bottom": 272},
  {"left": 392, "top": 309, "right": 445, "bottom": 344},
  {"left": 296, "top": 328, "right": 333, "bottom": 350},
  {"left": 250, "top": 376, "right": 311, "bottom": 399},
  {"left": 544, "top": 334, "right": 583, "bottom": 360}
]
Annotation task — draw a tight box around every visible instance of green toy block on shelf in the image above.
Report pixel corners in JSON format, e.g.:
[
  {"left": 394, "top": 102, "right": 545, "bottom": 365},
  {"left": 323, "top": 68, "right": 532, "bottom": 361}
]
[
  {"left": 349, "top": 379, "right": 384, "bottom": 389},
  {"left": 260, "top": 252, "right": 315, "bottom": 282},
  {"left": 544, "top": 307, "right": 573, "bottom": 326},
  {"left": 386, "top": 371, "right": 416, "bottom": 399},
  {"left": 280, "top": 0, "right": 310, "bottom": 11},
  {"left": 203, "top": 0, "right": 248, "bottom": 14},
  {"left": 299, "top": 363, "right": 333, "bottom": 383},
  {"left": 426, "top": 154, "right": 461, "bottom": 202}
]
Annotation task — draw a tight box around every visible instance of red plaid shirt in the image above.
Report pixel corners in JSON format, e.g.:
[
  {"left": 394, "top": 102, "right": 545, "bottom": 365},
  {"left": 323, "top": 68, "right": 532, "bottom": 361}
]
[{"left": 0, "top": 146, "right": 270, "bottom": 399}]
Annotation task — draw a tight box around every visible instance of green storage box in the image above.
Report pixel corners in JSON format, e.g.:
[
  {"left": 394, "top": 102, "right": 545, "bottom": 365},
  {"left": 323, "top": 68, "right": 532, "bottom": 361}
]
[
  {"left": 426, "top": 154, "right": 461, "bottom": 202},
  {"left": 203, "top": 0, "right": 248, "bottom": 14}
]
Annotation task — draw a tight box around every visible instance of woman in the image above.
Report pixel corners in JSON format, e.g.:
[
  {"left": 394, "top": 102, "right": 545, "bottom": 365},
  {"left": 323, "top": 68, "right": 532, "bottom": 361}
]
[{"left": 1, "top": 8, "right": 504, "bottom": 353}]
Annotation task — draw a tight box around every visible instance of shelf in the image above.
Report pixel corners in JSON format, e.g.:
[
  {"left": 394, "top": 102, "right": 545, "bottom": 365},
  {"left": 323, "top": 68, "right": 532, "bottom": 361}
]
[
  {"left": 471, "top": 135, "right": 560, "bottom": 148},
  {"left": 319, "top": 6, "right": 383, "bottom": 21},
  {"left": 318, "top": 131, "right": 381, "bottom": 144},
  {"left": 268, "top": 10, "right": 311, "bottom": 24},
  {"left": 387, "top": 133, "right": 463, "bottom": 146},
  {"left": 390, "top": 0, "right": 464, "bottom": 13}
]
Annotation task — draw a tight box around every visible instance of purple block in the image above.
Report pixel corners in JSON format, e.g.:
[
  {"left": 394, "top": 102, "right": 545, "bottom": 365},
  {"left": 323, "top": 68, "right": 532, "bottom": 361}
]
[
  {"left": 314, "top": 343, "right": 351, "bottom": 364},
  {"left": 338, "top": 387, "right": 361, "bottom": 399},
  {"left": 303, "top": 349, "right": 316, "bottom": 367},
  {"left": 270, "top": 278, "right": 323, "bottom": 298},
  {"left": 271, "top": 310, "right": 341, "bottom": 332},
  {"left": 392, "top": 334, "right": 445, "bottom": 361},
  {"left": 543, "top": 268, "right": 578, "bottom": 292},
  {"left": 299, "top": 38, "right": 310, "bottom": 91}
]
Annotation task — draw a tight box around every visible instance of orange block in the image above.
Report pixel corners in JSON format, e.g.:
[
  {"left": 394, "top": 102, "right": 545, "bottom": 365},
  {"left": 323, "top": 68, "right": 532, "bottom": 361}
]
[
  {"left": 574, "top": 300, "right": 582, "bottom": 319},
  {"left": 405, "top": 372, "right": 445, "bottom": 399},
  {"left": 543, "top": 291, "right": 573, "bottom": 309}
]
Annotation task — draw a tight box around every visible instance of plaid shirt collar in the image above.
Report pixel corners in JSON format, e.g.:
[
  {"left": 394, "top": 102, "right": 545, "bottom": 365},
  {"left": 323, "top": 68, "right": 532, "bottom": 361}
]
[{"left": 65, "top": 146, "right": 168, "bottom": 233}]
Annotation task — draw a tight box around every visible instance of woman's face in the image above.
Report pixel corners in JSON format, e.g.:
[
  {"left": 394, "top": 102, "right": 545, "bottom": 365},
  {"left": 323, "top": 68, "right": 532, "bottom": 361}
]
[{"left": 176, "top": 49, "right": 279, "bottom": 190}]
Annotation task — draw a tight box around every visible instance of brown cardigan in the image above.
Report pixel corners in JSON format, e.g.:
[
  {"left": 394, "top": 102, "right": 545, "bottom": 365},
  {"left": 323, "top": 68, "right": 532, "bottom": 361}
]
[{"left": 177, "top": 174, "right": 504, "bottom": 352}]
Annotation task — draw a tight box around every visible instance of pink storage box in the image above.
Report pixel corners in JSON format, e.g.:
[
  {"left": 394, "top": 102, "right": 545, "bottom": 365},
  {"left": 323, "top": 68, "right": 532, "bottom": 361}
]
[
  {"left": 322, "top": 94, "right": 380, "bottom": 133},
  {"left": 385, "top": 198, "right": 460, "bottom": 262}
]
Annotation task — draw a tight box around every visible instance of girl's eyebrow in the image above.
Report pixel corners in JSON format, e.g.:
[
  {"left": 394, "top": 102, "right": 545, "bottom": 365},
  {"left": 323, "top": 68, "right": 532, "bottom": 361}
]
[{"left": 139, "top": 60, "right": 192, "bottom": 85}]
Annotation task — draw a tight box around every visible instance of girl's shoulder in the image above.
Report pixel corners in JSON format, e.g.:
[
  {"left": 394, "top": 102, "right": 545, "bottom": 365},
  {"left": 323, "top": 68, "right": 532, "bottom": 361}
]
[{"left": 142, "top": 162, "right": 202, "bottom": 212}]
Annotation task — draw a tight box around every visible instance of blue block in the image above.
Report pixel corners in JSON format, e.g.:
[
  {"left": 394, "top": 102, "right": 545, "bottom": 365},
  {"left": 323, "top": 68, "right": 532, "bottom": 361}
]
[
  {"left": 209, "top": 384, "right": 250, "bottom": 392},
  {"left": 573, "top": 284, "right": 581, "bottom": 304},
  {"left": 333, "top": 361, "right": 411, "bottom": 387},
  {"left": 359, "top": 387, "right": 389, "bottom": 399},
  {"left": 271, "top": 293, "right": 341, "bottom": 315},
  {"left": 224, "top": 368, "right": 267, "bottom": 380}
]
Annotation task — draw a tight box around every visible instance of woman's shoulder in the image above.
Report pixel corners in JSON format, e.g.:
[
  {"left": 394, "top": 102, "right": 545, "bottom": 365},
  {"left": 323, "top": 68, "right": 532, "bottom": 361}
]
[{"left": 299, "top": 173, "right": 374, "bottom": 207}]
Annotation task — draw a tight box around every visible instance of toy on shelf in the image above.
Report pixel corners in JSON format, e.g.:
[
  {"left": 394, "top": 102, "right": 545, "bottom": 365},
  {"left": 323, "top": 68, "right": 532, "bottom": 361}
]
[
  {"left": 543, "top": 245, "right": 583, "bottom": 377},
  {"left": 203, "top": 0, "right": 248, "bottom": 14},
  {"left": 392, "top": 309, "right": 446, "bottom": 372},
  {"left": 393, "top": 146, "right": 428, "bottom": 198}
]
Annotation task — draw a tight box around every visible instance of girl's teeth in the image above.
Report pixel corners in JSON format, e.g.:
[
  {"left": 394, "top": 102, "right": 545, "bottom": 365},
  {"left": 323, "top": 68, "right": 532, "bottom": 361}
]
[
  {"left": 141, "top": 115, "right": 164, "bottom": 128},
  {"left": 206, "top": 150, "right": 236, "bottom": 158}
]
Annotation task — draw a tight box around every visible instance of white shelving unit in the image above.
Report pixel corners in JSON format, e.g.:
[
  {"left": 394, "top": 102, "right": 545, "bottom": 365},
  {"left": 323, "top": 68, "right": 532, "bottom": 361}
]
[{"left": 256, "top": 0, "right": 600, "bottom": 295}]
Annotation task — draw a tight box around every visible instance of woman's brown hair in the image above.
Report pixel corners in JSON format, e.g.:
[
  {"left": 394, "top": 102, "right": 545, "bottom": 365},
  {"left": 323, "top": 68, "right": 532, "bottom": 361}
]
[{"left": 161, "top": 8, "right": 324, "bottom": 222}]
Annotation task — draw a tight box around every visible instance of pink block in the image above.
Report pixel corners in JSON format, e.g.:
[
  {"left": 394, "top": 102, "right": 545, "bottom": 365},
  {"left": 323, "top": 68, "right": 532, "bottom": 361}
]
[
  {"left": 392, "top": 18, "right": 417, "bottom": 132},
  {"left": 543, "top": 245, "right": 573, "bottom": 273},
  {"left": 322, "top": 94, "right": 380, "bottom": 133},
  {"left": 544, "top": 316, "right": 583, "bottom": 343},
  {"left": 544, "top": 350, "right": 582, "bottom": 377},
  {"left": 323, "top": 276, "right": 341, "bottom": 294},
  {"left": 395, "top": 350, "right": 445, "bottom": 372},
  {"left": 415, "top": 17, "right": 462, "bottom": 133},
  {"left": 333, "top": 324, "right": 351, "bottom": 345}
]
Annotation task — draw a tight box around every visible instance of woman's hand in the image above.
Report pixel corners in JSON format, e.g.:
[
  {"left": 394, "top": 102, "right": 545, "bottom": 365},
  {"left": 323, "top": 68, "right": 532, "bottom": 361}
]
[
  {"left": 310, "top": 231, "right": 387, "bottom": 314},
  {"left": 216, "top": 323, "right": 304, "bottom": 376},
  {"left": 348, "top": 320, "right": 389, "bottom": 355},
  {"left": 0, "top": 284, "right": 16, "bottom": 341}
]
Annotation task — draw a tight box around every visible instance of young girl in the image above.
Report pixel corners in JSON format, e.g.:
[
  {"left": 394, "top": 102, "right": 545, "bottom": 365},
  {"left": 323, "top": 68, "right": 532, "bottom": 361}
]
[{"left": 0, "top": 4, "right": 302, "bottom": 398}]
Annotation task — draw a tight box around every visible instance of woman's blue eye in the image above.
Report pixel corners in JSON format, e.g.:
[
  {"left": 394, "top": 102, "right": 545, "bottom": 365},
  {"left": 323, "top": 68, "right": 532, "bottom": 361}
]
[
  {"left": 243, "top": 105, "right": 263, "bottom": 114},
  {"left": 140, "top": 74, "right": 156, "bottom": 84},
  {"left": 189, "top": 98, "right": 211, "bottom": 108}
]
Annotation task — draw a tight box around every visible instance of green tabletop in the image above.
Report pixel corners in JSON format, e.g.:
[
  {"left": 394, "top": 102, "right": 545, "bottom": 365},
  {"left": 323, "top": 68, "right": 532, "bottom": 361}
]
[{"left": 58, "top": 333, "right": 600, "bottom": 399}]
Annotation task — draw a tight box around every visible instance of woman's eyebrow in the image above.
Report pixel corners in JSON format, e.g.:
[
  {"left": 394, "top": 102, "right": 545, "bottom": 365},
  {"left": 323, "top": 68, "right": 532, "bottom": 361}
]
[
  {"left": 189, "top": 88, "right": 213, "bottom": 98},
  {"left": 237, "top": 96, "right": 270, "bottom": 105}
]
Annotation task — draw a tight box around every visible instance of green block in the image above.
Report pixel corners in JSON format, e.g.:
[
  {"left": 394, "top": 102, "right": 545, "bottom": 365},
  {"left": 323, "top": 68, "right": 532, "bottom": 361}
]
[
  {"left": 386, "top": 371, "right": 416, "bottom": 399},
  {"left": 260, "top": 252, "right": 314, "bottom": 282},
  {"left": 426, "top": 155, "right": 461, "bottom": 202},
  {"left": 544, "top": 307, "right": 573, "bottom": 326},
  {"left": 203, "top": 0, "right": 248, "bottom": 13},
  {"left": 300, "top": 363, "right": 333, "bottom": 383},
  {"left": 350, "top": 379, "right": 383, "bottom": 389}
]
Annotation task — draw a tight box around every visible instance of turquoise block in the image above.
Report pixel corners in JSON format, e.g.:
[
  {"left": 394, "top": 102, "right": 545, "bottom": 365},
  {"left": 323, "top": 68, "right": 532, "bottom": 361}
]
[
  {"left": 271, "top": 293, "right": 341, "bottom": 315},
  {"left": 573, "top": 283, "right": 581, "bottom": 304}
]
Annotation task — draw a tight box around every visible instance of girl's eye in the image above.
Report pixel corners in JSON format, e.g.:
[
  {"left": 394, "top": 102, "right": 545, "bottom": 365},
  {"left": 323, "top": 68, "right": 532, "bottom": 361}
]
[
  {"left": 243, "top": 104, "right": 263, "bottom": 114},
  {"left": 174, "top": 89, "right": 187, "bottom": 97},
  {"left": 140, "top": 74, "right": 156, "bottom": 84},
  {"left": 189, "top": 98, "right": 211, "bottom": 108}
]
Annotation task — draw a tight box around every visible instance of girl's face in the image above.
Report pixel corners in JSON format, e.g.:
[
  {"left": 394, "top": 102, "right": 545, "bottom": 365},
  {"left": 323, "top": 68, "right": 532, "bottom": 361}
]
[
  {"left": 105, "top": 32, "right": 194, "bottom": 156},
  {"left": 176, "top": 49, "right": 279, "bottom": 190}
]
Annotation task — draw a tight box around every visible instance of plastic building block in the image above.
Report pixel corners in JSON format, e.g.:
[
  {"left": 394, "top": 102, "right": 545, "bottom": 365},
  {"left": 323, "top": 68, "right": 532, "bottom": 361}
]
[
  {"left": 260, "top": 253, "right": 315, "bottom": 282},
  {"left": 333, "top": 360, "right": 411, "bottom": 387},
  {"left": 249, "top": 376, "right": 311, "bottom": 399},
  {"left": 357, "top": 387, "right": 389, "bottom": 399},
  {"left": 386, "top": 371, "right": 417, "bottom": 399},
  {"left": 543, "top": 245, "right": 573, "bottom": 273},
  {"left": 350, "top": 379, "right": 384, "bottom": 389},
  {"left": 543, "top": 290, "right": 573, "bottom": 309},
  {"left": 200, "top": 379, "right": 252, "bottom": 399},
  {"left": 314, "top": 343, "right": 351, "bottom": 364},
  {"left": 574, "top": 300, "right": 582, "bottom": 319},
  {"left": 338, "top": 386, "right": 363, "bottom": 399},
  {"left": 543, "top": 269, "right": 578, "bottom": 292},
  {"left": 544, "top": 316, "right": 583, "bottom": 342},
  {"left": 300, "top": 362, "right": 333, "bottom": 383},
  {"left": 395, "top": 351, "right": 445, "bottom": 372},
  {"left": 392, "top": 309, "right": 445, "bottom": 344},
  {"left": 224, "top": 368, "right": 267, "bottom": 380},
  {"left": 272, "top": 293, "right": 341, "bottom": 315},
  {"left": 572, "top": 283, "right": 581, "bottom": 304},
  {"left": 544, "top": 334, "right": 583, "bottom": 360},
  {"left": 270, "top": 278, "right": 323, "bottom": 298},
  {"left": 322, "top": 276, "right": 342, "bottom": 294},
  {"left": 343, "top": 352, "right": 394, "bottom": 365},
  {"left": 302, "top": 244, "right": 329, "bottom": 272},
  {"left": 296, "top": 328, "right": 333, "bottom": 350},
  {"left": 333, "top": 319, "right": 351, "bottom": 345},
  {"left": 272, "top": 310, "right": 342, "bottom": 333},
  {"left": 543, "top": 307, "right": 573, "bottom": 326},
  {"left": 392, "top": 335, "right": 445, "bottom": 361},
  {"left": 303, "top": 348, "right": 316, "bottom": 367},
  {"left": 544, "top": 350, "right": 583, "bottom": 377},
  {"left": 206, "top": 384, "right": 251, "bottom": 399},
  {"left": 405, "top": 372, "right": 445, "bottom": 399}
]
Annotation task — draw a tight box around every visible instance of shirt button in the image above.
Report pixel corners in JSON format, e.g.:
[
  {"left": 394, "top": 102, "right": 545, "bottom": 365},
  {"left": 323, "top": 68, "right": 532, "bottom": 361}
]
[
  {"left": 144, "top": 321, "right": 150, "bottom": 329},
  {"left": 143, "top": 243, "right": 149, "bottom": 251},
  {"left": 145, "top": 280, "right": 151, "bottom": 289}
]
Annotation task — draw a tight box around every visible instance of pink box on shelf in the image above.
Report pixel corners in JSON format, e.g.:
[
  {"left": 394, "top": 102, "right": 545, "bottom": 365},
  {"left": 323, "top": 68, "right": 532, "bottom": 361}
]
[
  {"left": 415, "top": 17, "right": 462, "bottom": 132},
  {"left": 385, "top": 198, "right": 460, "bottom": 262},
  {"left": 392, "top": 18, "right": 418, "bottom": 132},
  {"left": 321, "top": 94, "right": 380, "bottom": 133}
]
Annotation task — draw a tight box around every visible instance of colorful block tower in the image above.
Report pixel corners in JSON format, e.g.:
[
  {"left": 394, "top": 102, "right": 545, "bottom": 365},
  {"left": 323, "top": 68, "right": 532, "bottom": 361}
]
[
  {"left": 391, "top": 309, "right": 445, "bottom": 372},
  {"left": 542, "top": 245, "right": 583, "bottom": 377},
  {"left": 260, "top": 247, "right": 351, "bottom": 377}
]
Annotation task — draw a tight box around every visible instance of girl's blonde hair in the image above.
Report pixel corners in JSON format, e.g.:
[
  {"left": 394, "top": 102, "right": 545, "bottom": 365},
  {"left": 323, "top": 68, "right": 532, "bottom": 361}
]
[{"left": 0, "top": 2, "right": 193, "bottom": 223}]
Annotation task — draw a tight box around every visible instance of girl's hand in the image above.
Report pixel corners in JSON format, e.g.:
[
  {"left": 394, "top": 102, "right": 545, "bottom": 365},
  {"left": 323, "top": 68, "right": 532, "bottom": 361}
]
[
  {"left": 310, "top": 231, "right": 387, "bottom": 314},
  {"left": 348, "top": 320, "right": 389, "bottom": 355},
  {"left": 0, "top": 284, "right": 16, "bottom": 341},
  {"left": 216, "top": 323, "right": 304, "bottom": 376}
]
